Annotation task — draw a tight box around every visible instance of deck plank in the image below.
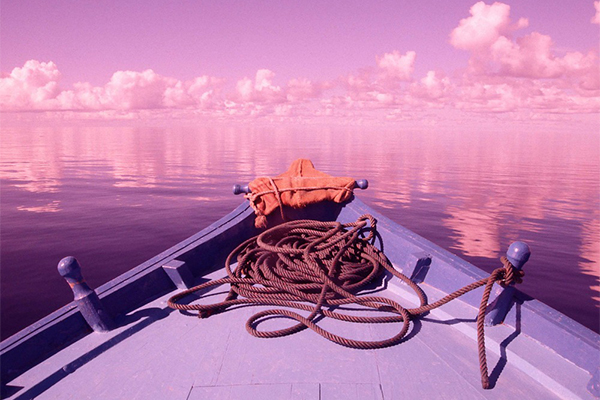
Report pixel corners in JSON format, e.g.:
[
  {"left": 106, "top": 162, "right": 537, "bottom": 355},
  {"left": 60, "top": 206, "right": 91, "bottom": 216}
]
[
  {"left": 189, "top": 383, "right": 319, "bottom": 400},
  {"left": 5, "top": 268, "right": 595, "bottom": 400},
  {"left": 387, "top": 281, "right": 594, "bottom": 399}
]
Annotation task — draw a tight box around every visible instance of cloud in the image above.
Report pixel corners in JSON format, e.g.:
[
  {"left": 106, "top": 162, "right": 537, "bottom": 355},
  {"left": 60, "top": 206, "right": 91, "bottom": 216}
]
[
  {"left": 455, "top": 76, "right": 600, "bottom": 114},
  {"left": 163, "top": 76, "right": 223, "bottom": 109},
  {"left": 233, "top": 69, "right": 285, "bottom": 103},
  {"left": 1, "top": 62, "right": 224, "bottom": 111},
  {"left": 593, "top": 1, "right": 600, "bottom": 24},
  {"left": 103, "top": 69, "right": 174, "bottom": 109},
  {"left": 411, "top": 71, "right": 452, "bottom": 100},
  {"left": 450, "top": 1, "right": 527, "bottom": 51},
  {"left": 455, "top": 78, "right": 527, "bottom": 112},
  {"left": 376, "top": 50, "right": 416, "bottom": 80},
  {"left": 0, "top": 60, "right": 61, "bottom": 110},
  {"left": 336, "top": 50, "right": 417, "bottom": 108},
  {"left": 450, "top": 0, "right": 599, "bottom": 94},
  {"left": 67, "top": 69, "right": 223, "bottom": 110},
  {"left": 343, "top": 70, "right": 373, "bottom": 95},
  {"left": 490, "top": 32, "right": 597, "bottom": 79},
  {"left": 1, "top": 3, "right": 598, "bottom": 126},
  {"left": 225, "top": 70, "right": 323, "bottom": 117},
  {"left": 285, "top": 78, "right": 322, "bottom": 102}
]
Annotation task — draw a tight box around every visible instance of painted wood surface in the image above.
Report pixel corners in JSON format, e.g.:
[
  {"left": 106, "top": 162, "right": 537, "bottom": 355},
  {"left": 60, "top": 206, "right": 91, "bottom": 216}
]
[
  {"left": 4, "top": 267, "right": 595, "bottom": 399},
  {"left": 2, "top": 196, "right": 599, "bottom": 399}
]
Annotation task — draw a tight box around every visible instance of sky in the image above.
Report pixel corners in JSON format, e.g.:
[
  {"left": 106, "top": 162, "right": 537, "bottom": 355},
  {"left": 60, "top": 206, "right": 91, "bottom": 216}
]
[{"left": 1, "top": 1, "right": 599, "bottom": 129}]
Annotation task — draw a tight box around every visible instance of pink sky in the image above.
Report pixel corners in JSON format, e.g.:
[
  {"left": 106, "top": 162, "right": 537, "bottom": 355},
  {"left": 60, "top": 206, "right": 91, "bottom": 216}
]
[{"left": 1, "top": 1, "right": 599, "bottom": 129}]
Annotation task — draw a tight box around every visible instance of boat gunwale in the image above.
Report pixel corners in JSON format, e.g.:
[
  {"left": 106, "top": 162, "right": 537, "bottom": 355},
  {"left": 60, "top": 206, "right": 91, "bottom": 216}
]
[
  {"left": 1, "top": 197, "right": 598, "bottom": 387},
  {"left": 1, "top": 201, "right": 256, "bottom": 383},
  {"left": 352, "top": 198, "right": 599, "bottom": 346},
  {"left": 1, "top": 201, "right": 254, "bottom": 351},
  {"left": 348, "top": 197, "right": 600, "bottom": 377}
]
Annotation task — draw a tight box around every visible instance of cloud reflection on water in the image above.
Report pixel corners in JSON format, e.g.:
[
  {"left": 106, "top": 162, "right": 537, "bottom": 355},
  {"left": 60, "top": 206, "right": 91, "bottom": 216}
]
[{"left": 0, "top": 124, "right": 598, "bottom": 337}]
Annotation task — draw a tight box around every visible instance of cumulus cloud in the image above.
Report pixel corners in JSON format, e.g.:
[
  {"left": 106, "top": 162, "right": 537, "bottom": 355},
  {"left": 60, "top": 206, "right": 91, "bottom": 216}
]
[
  {"left": 450, "top": 2, "right": 527, "bottom": 51},
  {"left": 450, "top": 0, "right": 599, "bottom": 93},
  {"left": 163, "top": 76, "right": 223, "bottom": 108},
  {"left": 285, "top": 78, "right": 322, "bottom": 102},
  {"left": 336, "top": 50, "right": 417, "bottom": 108},
  {"left": 456, "top": 79, "right": 523, "bottom": 112},
  {"left": 411, "top": 71, "right": 452, "bottom": 100},
  {"left": 225, "top": 70, "right": 328, "bottom": 116},
  {"left": 436, "top": 1, "right": 599, "bottom": 117},
  {"left": 103, "top": 69, "right": 173, "bottom": 109},
  {"left": 454, "top": 76, "right": 600, "bottom": 114},
  {"left": 593, "top": 1, "right": 600, "bottom": 24},
  {"left": 68, "top": 69, "right": 223, "bottom": 110},
  {"left": 255, "top": 69, "right": 278, "bottom": 92},
  {"left": 274, "top": 104, "right": 292, "bottom": 116},
  {"left": 2, "top": 0, "right": 598, "bottom": 126},
  {"left": 234, "top": 69, "right": 285, "bottom": 103},
  {"left": 490, "top": 32, "right": 597, "bottom": 79},
  {"left": 0, "top": 60, "right": 61, "bottom": 110},
  {"left": 376, "top": 50, "right": 416, "bottom": 80},
  {"left": 0, "top": 62, "right": 224, "bottom": 111}
]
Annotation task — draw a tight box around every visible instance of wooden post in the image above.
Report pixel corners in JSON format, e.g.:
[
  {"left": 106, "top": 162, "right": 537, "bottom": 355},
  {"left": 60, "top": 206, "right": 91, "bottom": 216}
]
[
  {"left": 57, "top": 256, "right": 114, "bottom": 332},
  {"left": 485, "top": 241, "right": 531, "bottom": 326},
  {"left": 163, "top": 259, "right": 195, "bottom": 289}
]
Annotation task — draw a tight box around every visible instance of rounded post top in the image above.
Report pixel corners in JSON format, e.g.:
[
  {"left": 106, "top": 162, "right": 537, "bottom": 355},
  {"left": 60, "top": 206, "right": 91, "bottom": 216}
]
[
  {"left": 57, "top": 256, "right": 113, "bottom": 331},
  {"left": 506, "top": 241, "right": 531, "bottom": 269},
  {"left": 233, "top": 184, "right": 250, "bottom": 195},
  {"left": 58, "top": 256, "right": 83, "bottom": 279},
  {"left": 355, "top": 179, "right": 369, "bottom": 190}
]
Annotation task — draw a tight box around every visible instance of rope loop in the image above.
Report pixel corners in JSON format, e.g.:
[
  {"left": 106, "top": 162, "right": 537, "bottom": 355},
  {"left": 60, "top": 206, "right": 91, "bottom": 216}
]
[
  {"left": 168, "top": 215, "right": 425, "bottom": 350},
  {"left": 499, "top": 256, "right": 524, "bottom": 286},
  {"left": 168, "top": 216, "right": 525, "bottom": 389}
]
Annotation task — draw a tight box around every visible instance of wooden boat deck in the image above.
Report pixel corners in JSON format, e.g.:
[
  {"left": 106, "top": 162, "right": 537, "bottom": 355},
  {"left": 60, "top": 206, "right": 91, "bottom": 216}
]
[
  {"left": 3, "top": 198, "right": 598, "bottom": 399},
  {"left": 6, "top": 265, "right": 593, "bottom": 400}
]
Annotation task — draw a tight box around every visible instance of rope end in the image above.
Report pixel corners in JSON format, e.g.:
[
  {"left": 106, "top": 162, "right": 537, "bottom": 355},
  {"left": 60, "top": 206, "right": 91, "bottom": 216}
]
[
  {"left": 481, "top": 376, "right": 490, "bottom": 389},
  {"left": 255, "top": 214, "right": 268, "bottom": 229}
]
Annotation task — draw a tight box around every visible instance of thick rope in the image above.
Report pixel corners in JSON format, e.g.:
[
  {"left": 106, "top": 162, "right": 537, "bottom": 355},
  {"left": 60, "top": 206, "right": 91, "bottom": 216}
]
[{"left": 167, "top": 216, "right": 524, "bottom": 389}]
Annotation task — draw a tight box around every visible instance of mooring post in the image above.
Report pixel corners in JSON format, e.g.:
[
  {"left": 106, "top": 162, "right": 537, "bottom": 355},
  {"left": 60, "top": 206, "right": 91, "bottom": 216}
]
[
  {"left": 485, "top": 241, "right": 531, "bottom": 326},
  {"left": 57, "top": 256, "right": 114, "bottom": 332}
]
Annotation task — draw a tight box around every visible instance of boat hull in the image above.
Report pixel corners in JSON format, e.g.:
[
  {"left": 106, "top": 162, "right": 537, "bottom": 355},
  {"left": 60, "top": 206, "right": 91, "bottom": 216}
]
[{"left": 2, "top": 197, "right": 598, "bottom": 399}]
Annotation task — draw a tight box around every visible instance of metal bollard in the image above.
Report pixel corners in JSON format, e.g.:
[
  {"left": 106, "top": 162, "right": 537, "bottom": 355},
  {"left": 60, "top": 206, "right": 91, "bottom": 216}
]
[
  {"left": 485, "top": 241, "right": 531, "bottom": 326},
  {"left": 58, "top": 256, "right": 114, "bottom": 332}
]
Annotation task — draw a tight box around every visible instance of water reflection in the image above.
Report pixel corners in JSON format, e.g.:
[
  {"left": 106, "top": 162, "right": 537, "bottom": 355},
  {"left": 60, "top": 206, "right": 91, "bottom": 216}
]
[
  {"left": 0, "top": 125, "right": 598, "bottom": 338},
  {"left": 17, "top": 200, "right": 61, "bottom": 213},
  {"left": 444, "top": 207, "right": 501, "bottom": 258},
  {"left": 580, "top": 217, "right": 600, "bottom": 304}
]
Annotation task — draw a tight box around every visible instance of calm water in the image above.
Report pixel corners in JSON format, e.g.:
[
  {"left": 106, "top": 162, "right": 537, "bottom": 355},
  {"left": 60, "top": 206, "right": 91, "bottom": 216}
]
[{"left": 1, "top": 124, "right": 598, "bottom": 340}]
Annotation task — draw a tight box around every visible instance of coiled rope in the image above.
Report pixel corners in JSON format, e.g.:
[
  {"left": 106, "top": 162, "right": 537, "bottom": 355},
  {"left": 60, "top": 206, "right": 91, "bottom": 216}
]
[{"left": 167, "top": 215, "right": 524, "bottom": 389}]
